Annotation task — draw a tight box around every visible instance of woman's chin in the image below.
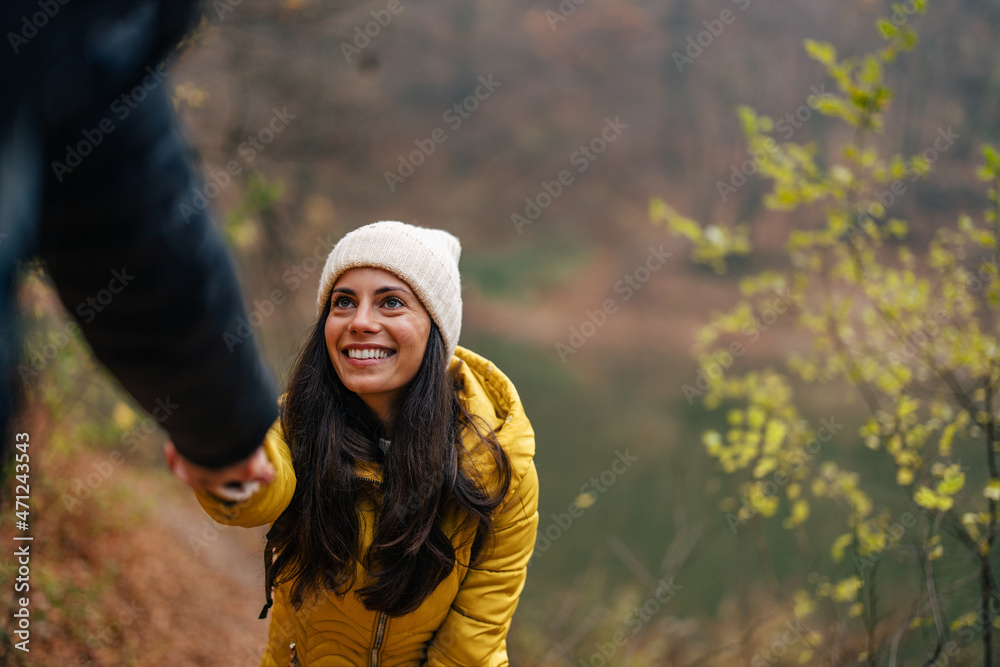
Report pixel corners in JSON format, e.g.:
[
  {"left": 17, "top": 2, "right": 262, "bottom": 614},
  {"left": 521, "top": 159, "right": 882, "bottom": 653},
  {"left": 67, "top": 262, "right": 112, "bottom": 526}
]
[
  {"left": 343, "top": 375, "right": 383, "bottom": 393},
  {"left": 344, "top": 381, "right": 398, "bottom": 404}
]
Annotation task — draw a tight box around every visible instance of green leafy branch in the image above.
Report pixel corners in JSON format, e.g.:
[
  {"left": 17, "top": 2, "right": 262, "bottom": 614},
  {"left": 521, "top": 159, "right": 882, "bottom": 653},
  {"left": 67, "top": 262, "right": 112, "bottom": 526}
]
[{"left": 654, "top": 1, "right": 1000, "bottom": 663}]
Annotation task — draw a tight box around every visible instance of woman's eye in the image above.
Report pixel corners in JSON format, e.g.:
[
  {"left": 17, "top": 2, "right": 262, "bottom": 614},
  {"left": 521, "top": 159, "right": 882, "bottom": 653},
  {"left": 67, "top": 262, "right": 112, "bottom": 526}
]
[
  {"left": 384, "top": 297, "right": 403, "bottom": 308},
  {"left": 334, "top": 297, "right": 353, "bottom": 308}
]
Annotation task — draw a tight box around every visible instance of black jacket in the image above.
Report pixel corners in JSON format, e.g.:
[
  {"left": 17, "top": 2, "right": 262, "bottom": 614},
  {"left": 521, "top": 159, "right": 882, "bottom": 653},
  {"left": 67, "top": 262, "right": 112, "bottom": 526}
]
[{"left": 0, "top": 0, "right": 279, "bottom": 468}]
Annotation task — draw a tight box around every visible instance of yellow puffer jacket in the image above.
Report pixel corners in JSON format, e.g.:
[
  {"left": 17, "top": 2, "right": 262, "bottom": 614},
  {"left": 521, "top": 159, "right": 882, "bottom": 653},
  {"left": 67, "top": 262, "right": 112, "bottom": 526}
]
[{"left": 195, "top": 346, "right": 539, "bottom": 666}]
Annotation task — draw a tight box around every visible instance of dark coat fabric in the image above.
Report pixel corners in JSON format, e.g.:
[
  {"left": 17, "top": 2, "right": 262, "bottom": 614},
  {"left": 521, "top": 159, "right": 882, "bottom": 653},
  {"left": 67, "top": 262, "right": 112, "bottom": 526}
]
[{"left": 0, "top": 0, "right": 278, "bottom": 467}]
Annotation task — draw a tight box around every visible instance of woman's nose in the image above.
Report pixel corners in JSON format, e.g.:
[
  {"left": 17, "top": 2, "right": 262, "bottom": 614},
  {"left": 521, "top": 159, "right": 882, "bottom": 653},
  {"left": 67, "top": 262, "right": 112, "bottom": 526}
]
[{"left": 350, "top": 301, "right": 380, "bottom": 333}]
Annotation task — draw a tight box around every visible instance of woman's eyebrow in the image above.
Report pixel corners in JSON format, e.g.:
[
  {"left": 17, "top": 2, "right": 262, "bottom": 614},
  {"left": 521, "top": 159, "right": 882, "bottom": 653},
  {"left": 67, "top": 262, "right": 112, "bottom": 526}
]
[
  {"left": 333, "top": 286, "right": 412, "bottom": 297},
  {"left": 374, "top": 286, "right": 412, "bottom": 296}
]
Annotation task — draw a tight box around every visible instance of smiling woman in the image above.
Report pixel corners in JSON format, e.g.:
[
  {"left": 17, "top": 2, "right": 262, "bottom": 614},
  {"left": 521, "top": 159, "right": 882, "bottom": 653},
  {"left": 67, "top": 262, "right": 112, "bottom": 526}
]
[
  {"left": 170, "top": 220, "right": 539, "bottom": 666},
  {"left": 325, "top": 268, "right": 433, "bottom": 421}
]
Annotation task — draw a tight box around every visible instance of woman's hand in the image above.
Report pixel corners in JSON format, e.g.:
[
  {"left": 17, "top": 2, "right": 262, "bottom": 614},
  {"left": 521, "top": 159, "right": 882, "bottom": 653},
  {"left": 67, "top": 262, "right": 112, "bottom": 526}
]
[{"left": 164, "top": 441, "right": 276, "bottom": 501}]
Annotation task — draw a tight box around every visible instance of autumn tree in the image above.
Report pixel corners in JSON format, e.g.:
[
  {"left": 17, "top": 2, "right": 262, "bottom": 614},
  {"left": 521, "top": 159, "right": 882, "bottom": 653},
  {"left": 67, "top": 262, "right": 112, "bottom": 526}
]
[{"left": 653, "top": 0, "right": 1000, "bottom": 663}]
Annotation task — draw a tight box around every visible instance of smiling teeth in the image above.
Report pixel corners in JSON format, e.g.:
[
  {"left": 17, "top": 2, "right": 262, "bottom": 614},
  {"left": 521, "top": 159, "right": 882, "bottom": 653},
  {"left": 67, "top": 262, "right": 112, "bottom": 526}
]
[{"left": 348, "top": 348, "right": 390, "bottom": 359}]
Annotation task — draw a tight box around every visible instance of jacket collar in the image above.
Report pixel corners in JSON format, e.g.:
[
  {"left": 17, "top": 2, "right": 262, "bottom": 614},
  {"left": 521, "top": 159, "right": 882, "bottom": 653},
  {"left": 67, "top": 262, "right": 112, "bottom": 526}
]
[
  {"left": 451, "top": 345, "right": 535, "bottom": 489},
  {"left": 351, "top": 346, "right": 534, "bottom": 488}
]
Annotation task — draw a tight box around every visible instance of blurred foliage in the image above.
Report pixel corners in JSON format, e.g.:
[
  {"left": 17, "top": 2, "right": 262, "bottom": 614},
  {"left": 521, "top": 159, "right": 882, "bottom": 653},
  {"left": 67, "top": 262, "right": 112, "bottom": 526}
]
[
  {"left": 224, "top": 171, "right": 286, "bottom": 251},
  {"left": 658, "top": 1, "right": 1000, "bottom": 664},
  {"left": 650, "top": 199, "right": 750, "bottom": 275},
  {"left": 462, "top": 241, "right": 590, "bottom": 301},
  {"left": 1, "top": 271, "right": 161, "bottom": 663},
  {"left": 6, "top": 0, "right": 1000, "bottom": 661},
  {"left": 8, "top": 269, "right": 172, "bottom": 469}
]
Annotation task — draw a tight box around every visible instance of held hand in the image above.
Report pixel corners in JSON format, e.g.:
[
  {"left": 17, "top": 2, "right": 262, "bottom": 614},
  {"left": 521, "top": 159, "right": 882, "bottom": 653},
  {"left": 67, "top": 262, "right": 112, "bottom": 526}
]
[{"left": 164, "top": 441, "right": 276, "bottom": 501}]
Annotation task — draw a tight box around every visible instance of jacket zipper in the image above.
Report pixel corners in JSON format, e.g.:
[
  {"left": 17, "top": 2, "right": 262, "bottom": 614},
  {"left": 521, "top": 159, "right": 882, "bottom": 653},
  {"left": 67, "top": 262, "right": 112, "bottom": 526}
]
[
  {"left": 360, "top": 467, "right": 385, "bottom": 667},
  {"left": 369, "top": 612, "right": 388, "bottom": 667}
]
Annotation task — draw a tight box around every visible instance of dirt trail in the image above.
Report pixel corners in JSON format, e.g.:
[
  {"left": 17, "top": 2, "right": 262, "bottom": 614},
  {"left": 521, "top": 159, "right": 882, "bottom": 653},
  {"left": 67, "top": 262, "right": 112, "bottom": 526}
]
[
  {"left": 2, "top": 444, "right": 272, "bottom": 667},
  {"left": 152, "top": 482, "right": 269, "bottom": 607},
  {"left": 116, "top": 467, "right": 273, "bottom": 666}
]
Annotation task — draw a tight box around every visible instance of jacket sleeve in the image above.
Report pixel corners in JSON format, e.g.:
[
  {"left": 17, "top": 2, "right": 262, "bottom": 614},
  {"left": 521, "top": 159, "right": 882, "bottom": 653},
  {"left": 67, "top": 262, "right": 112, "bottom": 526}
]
[
  {"left": 425, "top": 461, "right": 539, "bottom": 667},
  {"left": 37, "top": 78, "right": 278, "bottom": 470},
  {"left": 193, "top": 420, "right": 297, "bottom": 528}
]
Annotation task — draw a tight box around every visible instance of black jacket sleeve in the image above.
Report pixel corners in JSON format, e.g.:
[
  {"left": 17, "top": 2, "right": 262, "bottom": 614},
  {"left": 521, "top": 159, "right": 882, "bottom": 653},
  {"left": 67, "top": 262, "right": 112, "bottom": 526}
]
[
  {"left": 1, "top": 0, "right": 279, "bottom": 468},
  {"left": 37, "top": 81, "right": 279, "bottom": 468}
]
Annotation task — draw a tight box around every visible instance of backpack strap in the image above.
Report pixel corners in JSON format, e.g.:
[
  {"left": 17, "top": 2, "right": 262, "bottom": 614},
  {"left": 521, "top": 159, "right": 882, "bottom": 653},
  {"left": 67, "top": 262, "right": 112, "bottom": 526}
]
[
  {"left": 259, "top": 528, "right": 275, "bottom": 619},
  {"left": 261, "top": 403, "right": 284, "bottom": 619}
]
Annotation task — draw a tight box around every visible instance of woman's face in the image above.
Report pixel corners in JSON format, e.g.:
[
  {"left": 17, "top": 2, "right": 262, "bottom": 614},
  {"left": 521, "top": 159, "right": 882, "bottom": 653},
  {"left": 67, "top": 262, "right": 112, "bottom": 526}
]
[{"left": 325, "top": 267, "right": 432, "bottom": 421}]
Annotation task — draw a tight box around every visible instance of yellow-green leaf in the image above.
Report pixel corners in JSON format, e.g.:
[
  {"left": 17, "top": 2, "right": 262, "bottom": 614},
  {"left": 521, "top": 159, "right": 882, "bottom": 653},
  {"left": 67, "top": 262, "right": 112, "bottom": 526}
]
[
  {"left": 783, "top": 499, "right": 810, "bottom": 529},
  {"left": 913, "top": 486, "right": 938, "bottom": 511},
  {"left": 832, "top": 533, "right": 853, "bottom": 562},
  {"left": 937, "top": 471, "right": 965, "bottom": 496},
  {"left": 804, "top": 39, "right": 837, "bottom": 66}
]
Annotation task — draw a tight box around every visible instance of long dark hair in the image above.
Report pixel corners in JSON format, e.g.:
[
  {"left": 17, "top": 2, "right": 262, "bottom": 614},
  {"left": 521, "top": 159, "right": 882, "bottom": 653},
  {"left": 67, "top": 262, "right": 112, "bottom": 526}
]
[{"left": 264, "top": 297, "right": 512, "bottom": 617}]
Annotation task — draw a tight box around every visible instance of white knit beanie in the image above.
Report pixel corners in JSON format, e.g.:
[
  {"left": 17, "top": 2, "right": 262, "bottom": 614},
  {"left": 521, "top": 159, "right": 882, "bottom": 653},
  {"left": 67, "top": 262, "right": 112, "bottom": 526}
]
[{"left": 317, "top": 221, "right": 462, "bottom": 360}]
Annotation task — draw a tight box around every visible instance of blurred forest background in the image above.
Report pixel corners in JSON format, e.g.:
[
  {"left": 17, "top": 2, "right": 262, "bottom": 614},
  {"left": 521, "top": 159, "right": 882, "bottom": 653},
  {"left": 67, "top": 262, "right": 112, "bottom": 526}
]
[{"left": 3, "top": 0, "right": 1000, "bottom": 664}]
